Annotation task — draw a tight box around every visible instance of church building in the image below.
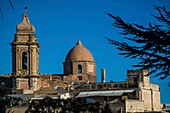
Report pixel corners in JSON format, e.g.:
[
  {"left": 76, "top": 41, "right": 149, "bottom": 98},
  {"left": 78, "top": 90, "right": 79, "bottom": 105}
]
[
  {"left": 0, "top": 9, "right": 162, "bottom": 112},
  {"left": 7, "top": 9, "right": 96, "bottom": 94}
]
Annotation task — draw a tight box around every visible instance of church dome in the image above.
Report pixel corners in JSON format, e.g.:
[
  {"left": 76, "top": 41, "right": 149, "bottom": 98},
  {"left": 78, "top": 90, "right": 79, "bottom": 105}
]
[
  {"left": 65, "top": 40, "right": 94, "bottom": 62},
  {"left": 16, "top": 9, "right": 35, "bottom": 33}
]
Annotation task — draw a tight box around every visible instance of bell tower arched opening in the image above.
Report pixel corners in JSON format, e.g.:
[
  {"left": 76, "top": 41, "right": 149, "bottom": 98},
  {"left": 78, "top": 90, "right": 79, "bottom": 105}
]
[{"left": 22, "top": 52, "right": 28, "bottom": 69}]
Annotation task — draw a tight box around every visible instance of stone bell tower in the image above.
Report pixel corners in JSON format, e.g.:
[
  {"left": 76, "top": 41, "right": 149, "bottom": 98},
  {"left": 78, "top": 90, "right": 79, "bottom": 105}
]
[{"left": 11, "top": 9, "right": 40, "bottom": 92}]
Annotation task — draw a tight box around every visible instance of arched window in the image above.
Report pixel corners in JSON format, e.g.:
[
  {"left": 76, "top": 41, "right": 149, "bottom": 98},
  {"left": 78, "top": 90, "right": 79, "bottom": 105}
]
[
  {"left": 22, "top": 52, "right": 28, "bottom": 69},
  {"left": 78, "top": 65, "right": 82, "bottom": 73}
]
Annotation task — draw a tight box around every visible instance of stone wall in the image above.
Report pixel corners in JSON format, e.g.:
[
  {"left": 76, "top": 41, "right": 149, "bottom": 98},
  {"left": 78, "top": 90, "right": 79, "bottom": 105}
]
[
  {"left": 139, "top": 82, "right": 161, "bottom": 112},
  {"left": 125, "top": 99, "right": 144, "bottom": 112},
  {"left": 151, "top": 83, "right": 161, "bottom": 111}
]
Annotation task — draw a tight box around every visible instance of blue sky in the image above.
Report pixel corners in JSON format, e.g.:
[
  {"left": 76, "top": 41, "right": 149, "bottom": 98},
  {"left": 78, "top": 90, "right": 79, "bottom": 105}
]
[{"left": 0, "top": 0, "right": 170, "bottom": 103}]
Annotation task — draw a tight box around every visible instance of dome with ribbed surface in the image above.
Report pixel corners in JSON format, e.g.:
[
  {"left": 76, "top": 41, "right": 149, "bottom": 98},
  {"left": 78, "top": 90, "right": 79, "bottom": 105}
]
[
  {"left": 65, "top": 40, "right": 94, "bottom": 62},
  {"left": 16, "top": 9, "right": 35, "bottom": 33}
]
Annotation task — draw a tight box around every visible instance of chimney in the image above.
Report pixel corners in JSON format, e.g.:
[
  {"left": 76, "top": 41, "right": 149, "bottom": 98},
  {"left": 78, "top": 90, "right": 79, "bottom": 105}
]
[{"left": 101, "top": 68, "right": 106, "bottom": 83}]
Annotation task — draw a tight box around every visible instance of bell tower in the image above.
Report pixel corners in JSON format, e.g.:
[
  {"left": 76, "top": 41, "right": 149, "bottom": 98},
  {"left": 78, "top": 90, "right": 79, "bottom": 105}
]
[{"left": 11, "top": 9, "right": 40, "bottom": 92}]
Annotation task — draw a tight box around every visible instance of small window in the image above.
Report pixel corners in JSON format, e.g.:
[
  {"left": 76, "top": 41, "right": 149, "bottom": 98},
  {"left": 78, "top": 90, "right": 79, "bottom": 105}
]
[
  {"left": 78, "top": 76, "right": 82, "bottom": 80},
  {"left": 22, "top": 52, "right": 28, "bottom": 69},
  {"left": 78, "top": 65, "right": 82, "bottom": 73}
]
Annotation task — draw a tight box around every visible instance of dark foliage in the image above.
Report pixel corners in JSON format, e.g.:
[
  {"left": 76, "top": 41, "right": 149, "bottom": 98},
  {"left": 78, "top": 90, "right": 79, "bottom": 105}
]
[
  {"left": 105, "top": 6, "right": 170, "bottom": 79},
  {"left": 27, "top": 97, "right": 113, "bottom": 113},
  {"left": 0, "top": 89, "right": 11, "bottom": 113}
]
